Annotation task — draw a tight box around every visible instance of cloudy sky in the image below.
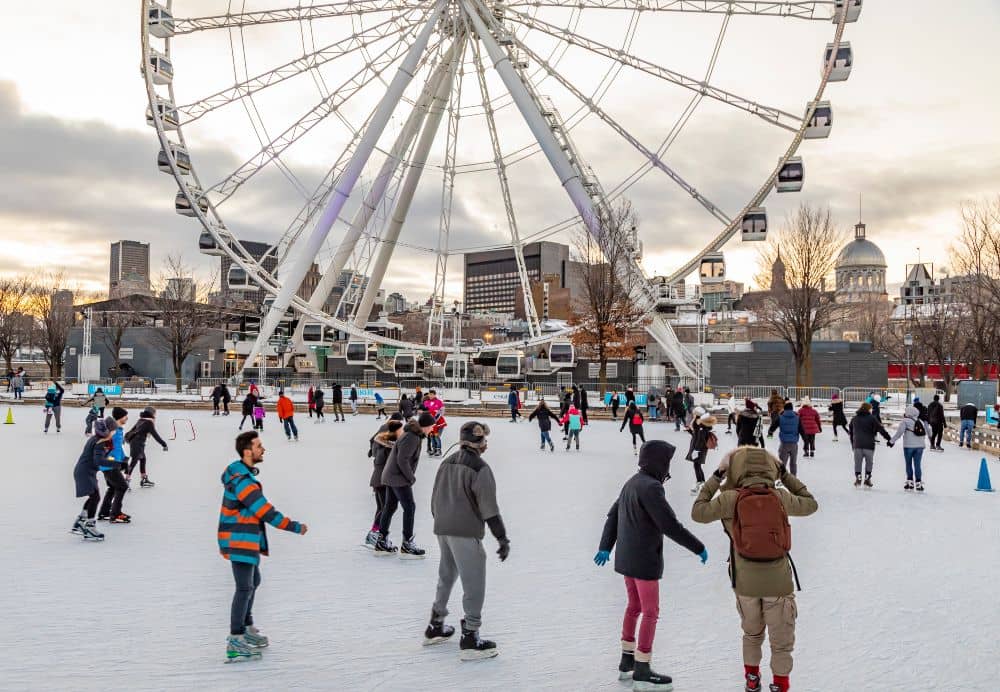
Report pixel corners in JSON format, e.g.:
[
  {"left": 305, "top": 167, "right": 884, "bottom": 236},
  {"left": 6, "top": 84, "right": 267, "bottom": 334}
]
[{"left": 2, "top": 0, "right": 998, "bottom": 305}]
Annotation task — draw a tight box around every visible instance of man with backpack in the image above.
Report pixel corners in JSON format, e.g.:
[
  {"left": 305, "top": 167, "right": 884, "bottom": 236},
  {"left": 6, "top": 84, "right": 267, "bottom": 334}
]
[{"left": 692, "top": 446, "right": 818, "bottom": 692}]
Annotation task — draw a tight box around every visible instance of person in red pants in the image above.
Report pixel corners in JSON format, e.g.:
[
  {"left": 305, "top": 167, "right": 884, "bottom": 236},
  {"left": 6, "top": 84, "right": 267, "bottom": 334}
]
[{"left": 594, "top": 440, "right": 708, "bottom": 690}]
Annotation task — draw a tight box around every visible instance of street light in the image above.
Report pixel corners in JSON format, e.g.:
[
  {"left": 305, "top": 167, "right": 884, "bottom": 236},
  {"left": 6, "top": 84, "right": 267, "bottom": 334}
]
[{"left": 904, "top": 333, "right": 914, "bottom": 404}]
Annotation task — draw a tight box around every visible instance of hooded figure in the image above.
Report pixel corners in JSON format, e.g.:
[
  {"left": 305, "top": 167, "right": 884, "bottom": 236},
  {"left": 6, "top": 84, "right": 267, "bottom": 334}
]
[
  {"left": 692, "top": 446, "right": 818, "bottom": 692},
  {"left": 890, "top": 405, "right": 927, "bottom": 490},
  {"left": 596, "top": 440, "right": 706, "bottom": 688}
]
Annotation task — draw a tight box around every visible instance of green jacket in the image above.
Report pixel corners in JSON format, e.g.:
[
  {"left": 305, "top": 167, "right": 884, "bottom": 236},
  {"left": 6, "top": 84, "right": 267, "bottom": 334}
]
[{"left": 691, "top": 446, "right": 818, "bottom": 597}]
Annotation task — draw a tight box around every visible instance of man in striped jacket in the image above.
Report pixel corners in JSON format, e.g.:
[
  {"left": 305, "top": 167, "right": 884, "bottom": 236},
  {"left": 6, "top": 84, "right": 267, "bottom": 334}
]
[{"left": 218, "top": 431, "right": 309, "bottom": 663}]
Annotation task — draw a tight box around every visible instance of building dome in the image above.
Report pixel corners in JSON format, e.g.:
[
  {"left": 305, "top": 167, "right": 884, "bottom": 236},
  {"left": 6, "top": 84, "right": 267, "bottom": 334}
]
[
  {"left": 836, "top": 237, "right": 886, "bottom": 269},
  {"left": 835, "top": 221, "right": 887, "bottom": 302}
]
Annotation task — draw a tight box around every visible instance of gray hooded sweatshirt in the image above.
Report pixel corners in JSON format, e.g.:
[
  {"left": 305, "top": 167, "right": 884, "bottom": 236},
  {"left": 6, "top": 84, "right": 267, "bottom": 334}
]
[{"left": 890, "top": 406, "right": 927, "bottom": 449}]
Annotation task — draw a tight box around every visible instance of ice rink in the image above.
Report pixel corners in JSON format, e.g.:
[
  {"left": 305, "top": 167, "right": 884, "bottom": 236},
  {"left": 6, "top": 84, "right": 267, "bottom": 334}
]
[{"left": 3, "top": 404, "right": 998, "bottom": 691}]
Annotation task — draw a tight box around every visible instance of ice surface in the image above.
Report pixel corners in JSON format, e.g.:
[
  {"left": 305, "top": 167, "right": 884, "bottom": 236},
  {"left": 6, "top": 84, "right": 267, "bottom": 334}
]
[{"left": 2, "top": 405, "right": 998, "bottom": 691}]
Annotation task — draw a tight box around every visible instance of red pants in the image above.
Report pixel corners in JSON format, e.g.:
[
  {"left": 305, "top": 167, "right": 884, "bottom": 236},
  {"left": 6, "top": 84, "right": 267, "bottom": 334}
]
[{"left": 622, "top": 577, "right": 660, "bottom": 654}]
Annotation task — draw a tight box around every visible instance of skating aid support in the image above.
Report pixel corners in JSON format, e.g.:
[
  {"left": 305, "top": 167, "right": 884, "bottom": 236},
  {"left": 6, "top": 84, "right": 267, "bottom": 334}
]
[{"left": 169, "top": 418, "right": 197, "bottom": 441}]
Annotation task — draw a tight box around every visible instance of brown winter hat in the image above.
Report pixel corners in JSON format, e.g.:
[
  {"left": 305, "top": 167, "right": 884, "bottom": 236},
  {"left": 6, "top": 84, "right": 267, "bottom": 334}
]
[{"left": 698, "top": 414, "right": 717, "bottom": 427}]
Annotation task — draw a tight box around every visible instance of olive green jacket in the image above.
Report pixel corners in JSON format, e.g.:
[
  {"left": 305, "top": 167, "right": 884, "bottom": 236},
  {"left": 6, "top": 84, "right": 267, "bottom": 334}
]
[{"left": 691, "top": 446, "right": 818, "bottom": 597}]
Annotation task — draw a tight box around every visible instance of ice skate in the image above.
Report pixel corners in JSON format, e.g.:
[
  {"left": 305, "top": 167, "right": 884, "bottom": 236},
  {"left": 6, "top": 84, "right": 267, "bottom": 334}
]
[
  {"left": 854, "top": 474, "right": 862, "bottom": 488},
  {"left": 539, "top": 443, "right": 545, "bottom": 450},
  {"left": 70, "top": 514, "right": 85, "bottom": 535},
  {"left": 864, "top": 474, "right": 874, "bottom": 489},
  {"left": 690, "top": 481, "right": 704, "bottom": 495},
  {"left": 631, "top": 659, "right": 673, "bottom": 691},
  {"left": 904, "top": 480, "right": 914, "bottom": 491},
  {"left": 459, "top": 621, "right": 498, "bottom": 661},
  {"left": 373, "top": 535, "right": 398, "bottom": 556},
  {"left": 633, "top": 445, "right": 638, "bottom": 455},
  {"left": 549, "top": 442, "right": 554, "bottom": 452},
  {"left": 140, "top": 476, "right": 155, "bottom": 488},
  {"left": 745, "top": 670, "right": 762, "bottom": 691},
  {"left": 81, "top": 520, "right": 104, "bottom": 541},
  {"left": 399, "top": 538, "right": 426, "bottom": 560},
  {"left": 363, "top": 530, "right": 379, "bottom": 549},
  {"left": 97, "top": 513, "right": 111, "bottom": 521},
  {"left": 423, "top": 620, "right": 455, "bottom": 646},
  {"left": 225, "top": 634, "right": 262, "bottom": 663},
  {"left": 618, "top": 644, "right": 635, "bottom": 680},
  {"left": 916, "top": 481, "right": 925, "bottom": 492},
  {"left": 243, "top": 625, "right": 269, "bottom": 648},
  {"left": 110, "top": 513, "right": 131, "bottom": 524}
]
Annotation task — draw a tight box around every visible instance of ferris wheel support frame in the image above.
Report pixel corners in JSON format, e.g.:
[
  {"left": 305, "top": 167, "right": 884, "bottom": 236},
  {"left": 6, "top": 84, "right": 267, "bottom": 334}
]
[{"left": 238, "top": 0, "right": 446, "bottom": 381}]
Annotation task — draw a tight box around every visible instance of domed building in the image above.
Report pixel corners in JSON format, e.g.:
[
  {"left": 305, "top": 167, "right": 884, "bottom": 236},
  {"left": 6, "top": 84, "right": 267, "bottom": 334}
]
[{"left": 835, "top": 221, "right": 887, "bottom": 302}]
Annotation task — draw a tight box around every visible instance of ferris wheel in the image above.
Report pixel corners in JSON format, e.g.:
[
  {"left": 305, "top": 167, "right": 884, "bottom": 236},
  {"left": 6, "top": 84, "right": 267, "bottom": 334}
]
[{"left": 141, "top": 0, "right": 861, "bottom": 380}]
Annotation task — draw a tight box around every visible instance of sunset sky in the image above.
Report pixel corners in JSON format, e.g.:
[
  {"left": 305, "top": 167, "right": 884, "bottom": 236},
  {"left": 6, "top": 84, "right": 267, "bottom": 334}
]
[{"left": 1, "top": 0, "right": 998, "bottom": 303}]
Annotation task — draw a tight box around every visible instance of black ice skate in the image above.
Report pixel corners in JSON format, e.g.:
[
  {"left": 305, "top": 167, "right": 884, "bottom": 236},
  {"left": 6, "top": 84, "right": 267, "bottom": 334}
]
[
  {"left": 110, "top": 513, "right": 132, "bottom": 524},
  {"left": 853, "top": 474, "right": 862, "bottom": 488},
  {"left": 904, "top": 480, "right": 914, "bottom": 491},
  {"left": 423, "top": 620, "right": 455, "bottom": 646},
  {"left": 632, "top": 659, "right": 673, "bottom": 691},
  {"left": 916, "top": 481, "right": 925, "bottom": 492},
  {"left": 81, "top": 520, "right": 105, "bottom": 541},
  {"left": 140, "top": 477, "right": 155, "bottom": 488},
  {"left": 459, "top": 621, "right": 498, "bottom": 661},
  {"left": 373, "top": 535, "right": 398, "bottom": 556},
  {"left": 70, "top": 515, "right": 85, "bottom": 535},
  {"left": 399, "top": 538, "right": 426, "bottom": 560},
  {"left": 863, "top": 474, "right": 874, "bottom": 489},
  {"left": 618, "top": 644, "right": 635, "bottom": 680}
]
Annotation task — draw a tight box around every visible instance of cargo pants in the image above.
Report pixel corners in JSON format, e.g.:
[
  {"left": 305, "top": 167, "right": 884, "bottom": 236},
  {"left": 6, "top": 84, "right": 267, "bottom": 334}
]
[{"left": 736, "top": 594, "right": 797, "bottom": 677}]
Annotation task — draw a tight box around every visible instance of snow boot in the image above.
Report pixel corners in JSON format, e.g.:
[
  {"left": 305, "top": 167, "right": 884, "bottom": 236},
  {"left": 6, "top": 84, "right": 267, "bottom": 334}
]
[
  {"left": 916, "top": 481, "right": 925, "bottom": 492},
  {"left": 140, "top": 476, "right": 155, "bottom": 488},
  {"left": 399, "top": 538, "right": 426, "bottom": 560},
  {"left": 81, "top": 520, "right": 104, "bottom": 541},
  {"left": 243, "top": 625, "right": 269, "bottom": 648},
  {"left": 618, "top": 641, "right": 635, "bottom": 680},
  {"left": 854, "top": 474, "right": 862, "bottom": 488},
  {"left": 459, "top": 620, "right": 498, "bottom": 661},
  {"left": 364, "top": 530, "right": 379, "bottom": 550},
  {"left": 225, "top": 634, "right": 263, "bottom": 663},
  {"left": 864, "top": 474, "right": 874, "bottom": 489},
  {"left": 904, "top": 480, "right": 914, "bottom": 491},
  {"left": 631, "top": 657, "right": 673, "bottom": 691},
  {"left": 423, "top": 619, "right": 456, "bottom": 646},
  {"left": 373, "top": 535, "right": 398, "bottom": 557}
]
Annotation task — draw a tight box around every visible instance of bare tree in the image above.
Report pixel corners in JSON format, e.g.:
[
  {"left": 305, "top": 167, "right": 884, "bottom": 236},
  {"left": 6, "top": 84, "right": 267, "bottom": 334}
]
[
  {"left": 907, "top": 300, "right": 967, "bottom": 398},
  {"left": 754, "top": 204, "right": 848, "bottom": 386},
  {"left": 26, "top": 275, "right": 76, "bottom": 378},
  {"left": 149, "top": 256, "right": 220, "bottom": 391},
  {"left": 0, "top": 276, "right": 32, "bottom": 372},
  {"left": 950, "top": 197, "right": 1000, "bottom": 378},
  {"left": 96, "top": 296, "right": 142, "bottom": 378},
  {"left": 569, "top": 200, "right": 649, "bottom": 391}
]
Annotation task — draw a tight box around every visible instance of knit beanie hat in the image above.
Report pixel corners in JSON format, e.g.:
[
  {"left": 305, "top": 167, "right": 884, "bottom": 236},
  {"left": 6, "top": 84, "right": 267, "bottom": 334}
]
[
  {"left": 112, "top": 406, "right": 128, "bottom": 421},
  {"left": 417, "top": 412, "right": 436, "bottom": 427},
  {"left": 141, "top": 406, "right": 156, "bottom": 418},
  {"left": 94, "top": 417, "right": 119, "bottom": 438},
  {"left": 389, "top": 412, "right": 403, "bottom": 421},
  {"left": 460, "top": 421, "right": 491, "bottom": 451}
]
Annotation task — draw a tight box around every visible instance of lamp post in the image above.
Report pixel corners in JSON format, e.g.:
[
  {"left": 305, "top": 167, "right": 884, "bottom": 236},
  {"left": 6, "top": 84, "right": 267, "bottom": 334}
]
[{"left": 904, "top": 333, "right": 913, "bottom": 405}]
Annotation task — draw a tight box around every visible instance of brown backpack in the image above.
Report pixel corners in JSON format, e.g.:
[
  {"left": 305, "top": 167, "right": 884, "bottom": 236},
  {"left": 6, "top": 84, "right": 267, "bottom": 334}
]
[{"left": 732, "top": 486, "right": 791, "bottom": 561}]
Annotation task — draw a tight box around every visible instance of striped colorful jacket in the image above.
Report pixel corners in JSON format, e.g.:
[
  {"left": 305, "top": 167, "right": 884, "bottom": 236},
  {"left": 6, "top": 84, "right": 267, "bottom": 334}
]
[{"left": 218, "top": 460, "right": 304, "bottom": 565}]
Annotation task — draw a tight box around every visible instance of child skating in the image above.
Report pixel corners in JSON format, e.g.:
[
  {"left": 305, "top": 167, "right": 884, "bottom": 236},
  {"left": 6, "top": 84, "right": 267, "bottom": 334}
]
[
  {"left": 252, "top": 401, "right": 266, "bottom": 431},
  {"left": 71, "top": 417, "right": 118, "bottom": 541},
  {"left": 97, "top": 408, "right": 131, "bottom": 523},
  {"left": 686, "top": 413, "right": 717, "bottom": 494},
  {"left": 561, "top": 404, "right": 584, "bottom": 451},
  {"left": 528, "top": 399, "right": 560, "bottom": 452},
  {"left": 125, "top": 406, "right": 168, "bottom": 488},
  {"left": 621, "top": 402, "right": 646, "bottom": 455}
]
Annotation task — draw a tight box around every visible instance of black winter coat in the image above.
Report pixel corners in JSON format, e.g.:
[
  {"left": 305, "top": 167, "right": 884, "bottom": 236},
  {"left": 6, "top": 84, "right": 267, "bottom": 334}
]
[
  {"left": 736, "top": 411, "right": 762, "bottom": 446},
  {"left": 579, "top": 389, "right": 589, "bottom": 411},
  {"left": 828, "top": 401, "right": 848, "bottom": 426},
  {"left": 399, "top": 397, "right": 415, "bottom": 418},
  {"left": 528, "top": 406, "right": 560, "bottom": 432},
  {"left": 369, "top": 431, "right": 395, "bottom": 488},
  {"left": 332, "top": 385, "right": 343, "bottom": 404},
  {"left": 620, "top": 406, "right": 644, "bottom": 433},
  {"left": 211, "top": 385, "right": 223, "bottom": 403},
  {"left": 125, "top": 417, "right": 167, "bottom": 453},
  {"left": 74, "top": 436, "right": 111, "bottom": 497},
  {"left": 914, "top": 401, "right": 929, "bottom": 422},
  {"left": 599, "top": 440, "right": 704, "bottom": 580},
  {"left": 382, "top": 420, "right": 424, "bottom": 487},
  {"left": 960, "top": 404, "right": 978, "bottom": 421},
  {"left": 671, "top": 392, "right": 685, "bottom": 416},
  {"left": 927, "top": 401, "right": 945, "bottom": 426},
  {"left": 241, "top": 394, "right": 256, "bottom": 416},
  {"left": 313, "top": 391, "right": 325, "bottom": 410},
  {"left": 848, "top": 410, "right": 890, "bottom": 450}
]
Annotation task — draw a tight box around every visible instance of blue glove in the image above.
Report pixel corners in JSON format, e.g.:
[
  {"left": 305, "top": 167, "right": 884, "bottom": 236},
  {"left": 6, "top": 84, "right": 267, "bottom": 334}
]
[
  {"left": 594, "top": 550, "right": 611, "bottom": 566},
  {"left": 699, "top": 548, "right": 709, "bottom": 565}
]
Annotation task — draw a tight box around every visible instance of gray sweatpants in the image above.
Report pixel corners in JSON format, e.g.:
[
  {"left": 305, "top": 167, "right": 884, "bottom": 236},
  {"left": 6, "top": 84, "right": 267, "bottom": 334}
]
[
  {"left": 431, "top": 535, "right": 487, "bottom": 631},
  {"left": 853, "top": 448, "right": 875, "bottom": 475},
  {"left": 44, "top": 406, "right": 61, "bottom": 432},
  {"left": 778, "top": 442, "right": 799, "bottom": 476}
]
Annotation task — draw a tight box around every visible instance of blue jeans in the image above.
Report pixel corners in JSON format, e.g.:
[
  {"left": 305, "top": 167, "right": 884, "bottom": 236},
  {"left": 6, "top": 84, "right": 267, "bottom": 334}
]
[
  {"left": 282, "top": 416, "right": 298, "bottom": 439},
  {"left": 649, "top": 406, "right": 658, "bottom": 420},
  {"left": 903, "top": 447, "right": 924, "bottom": 482},
  {"left": 960, "top": 419, "right": 975, "bottom": 446},
  {"left": 540, "top": 431, "right": 552, "bottom": 448},
  {"left": 430, "top": 434, "right": 442, "bottom": 454}
]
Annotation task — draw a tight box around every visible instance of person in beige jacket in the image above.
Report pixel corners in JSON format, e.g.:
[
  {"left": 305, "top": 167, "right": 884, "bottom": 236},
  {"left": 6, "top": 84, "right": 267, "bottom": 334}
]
[{"left": 691, "top": 446, "right": 817, "bottom": 692}]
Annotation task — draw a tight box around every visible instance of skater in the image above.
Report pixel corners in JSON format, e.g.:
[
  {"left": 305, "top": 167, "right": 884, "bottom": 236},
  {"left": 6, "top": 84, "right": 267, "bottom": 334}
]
[
  {"left": 621, "top": 402, "right": 646, "bottom": 455},
  {"left": 423, "top": 389, "right": 444, "bottom": 418},
  {"left": 425, "top": 421, "right": 509, "bottom": 660},
  {"left": 252, "top": 400, "right": 266, "bottom": 431},
  {"left": 797, "top": 397, "right": 821, "bottom": 458},
  {"left": 276, "top": 391, "right": 298, "bottom": 441},
  {"left": 376, "top": 412, "right": 436, "bottom": 557},
  {"left": 71, "top": 417, "right": 118, "bottom": 541},
  {"left": 671, "top": 387, "right": 685, "bottom": 431},
  {"left": 414, "top": 386, "right": 425, "bottom": 408},
  {"left": 683, "top": 388, "right": 696, "bottom": 427},
  {"left": 98, "top": 407, "right": 131, "bottom": 523},
  {"left": 870, "top": 394, "right": 883, "bottom": 424},
  {"left": 595, "top": 440, "right": 708, "bottom": 690},
  {"left": 82, "top": 387, "right": 109, "bottom": 426},
  {"left": 927, "top": 394, "right": 945, "bottom": 451},
  {"left": 507, "top": 384, "right": 521, "bottom": 423},
  {"left": 725, "top": 396, "right": 737, "bottom": 434},
  {"left": 43, "top": 381, "right": 65, "bottom": 433},
  {"left": 10, "top": 370, "right": 24, "bottom": 400},
  {"left": 365, "top": 420, "right": 403, "bottom": 548},
  {"left": 828, "top": 393, "right": 849, "bottom": 441},
  {"left": 307, "top": 386, "right": 315, "bottom": 418},
  {"left": 528, "top": 399, "right": 560, "bottom": 451},
  {"left": 766, "top": 389, "right": 783, "bottom": 423},
  {"left": 349, "top": 384, "right": 359, "bottom": 416},
  {"left": 218, "top": 430, "right": 309, "bottom": 663},
  {"left": 427, "top": 411, "right": 447, "bottom": 457},
  {"left": 959, "top": 402, "right": 978, "bottom": 449},
  {"left": 313, "top": 387, "right": 325, "bottom": 422},
  {"left": 691, "top": 446, "right": 818, "bottom": 692},
  {"left": 686, "top": 413, "right": 717, "bottom": 494},
  {"left": 610, "top": 391, "right": 621, "bottom": 421},
  {"left": 221, "top": 384, "right": 232, "bottom": 415},
  {"left": 579, "top": 385, "right": 590, "bottom": 425},
  {"left": 561, "top": 403, "right": 585, "bottom": 451},
  {"left": 736, "top": 399, "right": 764, "bottom": 448},
  {"left": 239, "top": 392, "right": 257, "bottom": 430},
  {"left": 125, "top": 407, "right": 168, "bottom": 488},
  {"left": 647, "top": 394, "right": 659, "bottom": 423},
  {"left": 891, "top": 405, "right": 927, "bottom": 491},
  {"left": 331, "top": 383, "right": 345, "bottom": 421},
  {"left": 399, "top": 393, "right": 415, "bottom": 419},
  {"left": 913, "top": 396, "right": 928, "bottom": 423},
  {"left": 768, "top": 402, "right": 801, "bottom": 476},
  {"left": 211, "top": 384, "right": 224, "bottom": 416},
  {"left": 374, "top": 392, "right": 387, "bottom": 419},
  {"left": 848, "top": 403, "right": 892, "bottom": 488},
  {"left": 560, "top": 390, "right": 572, "bottom": 438},
  {"left": 248, "top": 380, "right": 260, "bottom": 398}
]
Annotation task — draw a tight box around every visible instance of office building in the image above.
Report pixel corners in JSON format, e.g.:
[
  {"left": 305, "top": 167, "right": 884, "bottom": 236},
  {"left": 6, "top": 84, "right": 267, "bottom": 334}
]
[
  {"left": 109, "top": 240, "right": 151, "bottom": 299},
  {"left": 161, "top": 277, "right": 196, "bottom": 302},
  {"left": 464, "top": 242, "right": 569, "bottom": 314}
]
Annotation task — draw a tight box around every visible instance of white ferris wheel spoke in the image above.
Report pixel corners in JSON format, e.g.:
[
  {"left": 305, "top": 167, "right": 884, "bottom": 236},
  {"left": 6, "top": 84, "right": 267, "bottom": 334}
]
[
  {"left": 171, "top": 0, "right": 419, "bottom": 34},
  {"left": 504, "top": 7, "right": 802, "bottom": 131},
  {"left": 206, "top": 20, "right": 432, "bottom": 206},
  {"left": 470, "top": 38, "right": 541, "bottom": 339},
  {"left": 502, "top": 1, "right": 835, "bottom": 20},
  {"left": 178, "top": 14, "right": 421, "bottom": 124}
]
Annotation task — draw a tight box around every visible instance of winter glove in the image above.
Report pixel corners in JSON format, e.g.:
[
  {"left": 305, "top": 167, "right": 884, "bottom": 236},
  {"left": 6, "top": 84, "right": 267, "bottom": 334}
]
[
  {"left": 698, "top": 548, "right": 709, "bottom": 565},
  {"left": 886, "top": 441, "right": 895, "bottom": 448},
  {"left": 594, "top": 550, "right": 611, "bottom": 566},
  {"left": 497, "top": 538, "right": 510, "bottom": 562}
]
